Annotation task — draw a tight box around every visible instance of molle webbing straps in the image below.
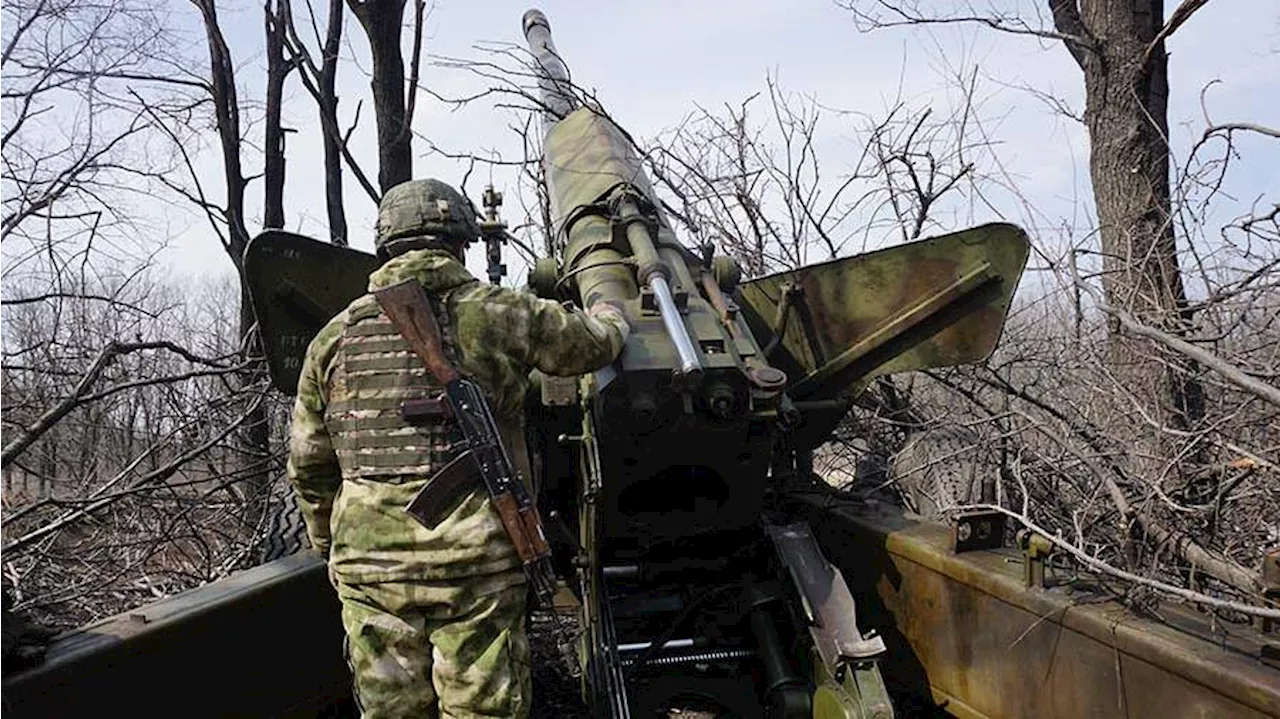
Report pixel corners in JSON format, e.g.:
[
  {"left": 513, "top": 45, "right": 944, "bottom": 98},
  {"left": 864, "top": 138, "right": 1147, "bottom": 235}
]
[{"left": 373, "top": 279, "right": 558, "bottom": 607}]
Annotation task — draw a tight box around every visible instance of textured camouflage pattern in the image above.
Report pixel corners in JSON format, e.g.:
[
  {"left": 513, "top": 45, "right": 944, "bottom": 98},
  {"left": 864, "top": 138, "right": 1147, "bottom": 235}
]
[
  {"left": 738, "top": 223, "right": 1030, "bottom": 402},
  {"left": 286, "top": 247, "right": 628, "bottom": 582},
  {"left": 287, "top": 245, "right": 624, "bottom": 716},
  {"left": 543, "top": 108, "right": 668, "bottom": 238},
  {"left": 376, "top": 179, "right": 483, "bottom": 255},
  {"left": 325, "top": 307, "right": 466, "bottom": 481},
  {"left": 338, "top": 569, "right": 529, "bottom": 718}
]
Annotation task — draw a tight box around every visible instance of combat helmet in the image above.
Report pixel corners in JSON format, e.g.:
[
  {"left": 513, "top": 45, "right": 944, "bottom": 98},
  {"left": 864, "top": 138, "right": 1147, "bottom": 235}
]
[{"left": 375, "top": 179, "right": 481, "bottom": 259}]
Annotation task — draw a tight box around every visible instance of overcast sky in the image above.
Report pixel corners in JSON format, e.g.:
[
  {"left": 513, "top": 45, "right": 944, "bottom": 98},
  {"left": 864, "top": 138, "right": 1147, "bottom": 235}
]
[{"left": 164, "top": 0, "right": 1278, "bottom": 284}]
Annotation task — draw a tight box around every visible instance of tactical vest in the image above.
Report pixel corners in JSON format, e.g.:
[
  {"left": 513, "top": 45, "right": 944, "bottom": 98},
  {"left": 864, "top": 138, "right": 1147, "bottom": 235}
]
[{"left": 324, "top": 293, "right": 465, "bottom": 481}]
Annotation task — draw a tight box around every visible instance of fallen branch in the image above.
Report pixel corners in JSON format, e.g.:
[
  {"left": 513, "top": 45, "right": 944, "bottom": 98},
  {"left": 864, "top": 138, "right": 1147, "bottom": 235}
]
[
  {"left": 0, "top": 341, "right": 234, "bottom": 469},
  {"left": 954, "top": 503, "right": 1278, "bottom": 619},
  {"left": 2, "top": 390, "right": 267, "bottom": 555},
  {"left": 1076, "top": 280, "right": 1280, "bottom": 408},
  {"left": 948, "top": 385, "right": 1266, "bottom": 597}
]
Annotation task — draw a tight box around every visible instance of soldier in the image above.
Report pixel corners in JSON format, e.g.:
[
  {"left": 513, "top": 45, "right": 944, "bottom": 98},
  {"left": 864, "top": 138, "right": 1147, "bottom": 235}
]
[{"left": 287, "top": 178, "right": 630, "bottom": 718}]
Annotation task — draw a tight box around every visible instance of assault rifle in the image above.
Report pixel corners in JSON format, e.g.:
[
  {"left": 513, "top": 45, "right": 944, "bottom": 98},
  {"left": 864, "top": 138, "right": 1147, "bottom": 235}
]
[{"left": 373, "top": 279, "right": 557, "bottom": 608}]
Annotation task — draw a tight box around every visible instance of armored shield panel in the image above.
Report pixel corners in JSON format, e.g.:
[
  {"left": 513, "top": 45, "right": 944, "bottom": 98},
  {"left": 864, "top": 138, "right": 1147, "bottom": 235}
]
[
  {"left": 738, "top": 223, "right": 1030, "bottom": 402},
  {"left": 243, "top": 230, "right": 379, "bottom": 394}
]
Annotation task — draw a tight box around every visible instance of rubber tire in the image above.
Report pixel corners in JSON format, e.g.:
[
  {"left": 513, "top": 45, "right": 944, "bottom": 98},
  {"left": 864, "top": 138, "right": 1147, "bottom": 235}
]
[
  {"left": 890, "top": 426, "right": 995, "bottom": 519},
  {"left": 259, "top": 478, "right": 310, "bottom": 563}
]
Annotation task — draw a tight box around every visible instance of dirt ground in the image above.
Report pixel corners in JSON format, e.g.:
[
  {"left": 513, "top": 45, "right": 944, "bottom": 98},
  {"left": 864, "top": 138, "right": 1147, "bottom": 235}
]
[{"left": 528, "top": 609, "right": 590, "bottom": 718}]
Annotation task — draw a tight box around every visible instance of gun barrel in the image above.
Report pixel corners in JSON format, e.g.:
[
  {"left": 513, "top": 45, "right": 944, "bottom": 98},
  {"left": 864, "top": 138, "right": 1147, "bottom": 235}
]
[
  {"left": 522, "top": 9, "right": 577, "bottom": 130},
  {"left": 524, "top": 9, "right": 703, "bottom": 382}
]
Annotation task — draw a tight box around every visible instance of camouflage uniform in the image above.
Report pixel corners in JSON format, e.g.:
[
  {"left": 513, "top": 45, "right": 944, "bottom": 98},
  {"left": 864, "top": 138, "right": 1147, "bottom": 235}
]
[{"left": 288, "top": 184, "right": 628, "bottom": 717}]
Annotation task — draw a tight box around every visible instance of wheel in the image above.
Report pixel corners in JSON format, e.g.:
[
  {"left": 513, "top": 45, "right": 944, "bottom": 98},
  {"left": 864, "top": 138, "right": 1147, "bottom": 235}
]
[{"left": 259, "top": 477, "right": 310, "bottom": 563}]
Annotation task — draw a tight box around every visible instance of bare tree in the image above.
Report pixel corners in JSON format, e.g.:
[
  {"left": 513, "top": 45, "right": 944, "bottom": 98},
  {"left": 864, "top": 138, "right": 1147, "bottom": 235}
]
[
  {"left": 277, "top": 0, "right": 364, "bottom": 244},
  {"left": 2, "top": 268, "right": 285, "bottom": 631},
  {"left": 264, "top": 0, "right": 297, "bottom": 231},
  {"left": 840, "top": 0, "right": 1212, "bottom": 469},
  {"left": 346, "top": 0, "right": 425, "bottom": 192},
  {"left": 823, "top": 0, "right": 1278, "bottom": 616},
  {"left": 1, "top": 0, "right": 470, "bottom": 638},
  {"left": 645, "top": 73, "right": 999, "bottom": 276}
]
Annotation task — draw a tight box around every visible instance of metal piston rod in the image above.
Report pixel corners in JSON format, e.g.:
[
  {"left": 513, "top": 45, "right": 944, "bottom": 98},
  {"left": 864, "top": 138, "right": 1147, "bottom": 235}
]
[
  {"left": 649, "top": 274, "right": 702, "bottom": 378},
  {"left": 615, "top": 196, "right": 704, "bottom": 381}
]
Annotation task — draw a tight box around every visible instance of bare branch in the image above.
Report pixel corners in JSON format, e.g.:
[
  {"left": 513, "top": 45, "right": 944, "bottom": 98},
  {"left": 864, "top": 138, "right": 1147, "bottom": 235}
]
[
  {"left": 1048, "top": 0, "right": 1091, "bottom": 68},
  {"left": 841, "top": 1, "right": 1095, "bottom": 50},
  {"left": 1141, "top": 0, "right": 1213, "bottom": 68},
  {"left": 957, "top": 504, "right": 1275, "bottom": 618},
  {"left": 1, "top": 341, "right": 232, "bottom": 468},
  {"left": 1077, "top": 279, "right": 1280, "bottom": 408}
]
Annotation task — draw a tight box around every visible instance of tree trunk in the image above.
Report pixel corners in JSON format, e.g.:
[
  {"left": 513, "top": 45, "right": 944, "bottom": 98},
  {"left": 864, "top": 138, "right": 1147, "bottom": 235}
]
[
  {"left": 239, "top": 280, "right": 272, "bottom": 503},
  {"left": 195, "top": 0, "right": 272, "bottom": 531},
  {"left": 264, "top": 0, "right": 291, "bottom": 229},
  {"left": 319, "top": 0, "right": 348, "bottom": 244},
  {"left": 249, "top": 0, "right": 279, "bottom": 511},
  {"left": 1058, "top": 0, "right": 1206, "bottom": 436},
  {"left": 347, "top": 0, "right": 411, "bottom": 192}
]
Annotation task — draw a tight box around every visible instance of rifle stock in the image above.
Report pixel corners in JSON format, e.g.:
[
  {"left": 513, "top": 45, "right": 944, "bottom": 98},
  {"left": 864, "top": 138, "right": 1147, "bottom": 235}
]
[{"left": 372, "top": 280, "right": 460, "bottom": 384}]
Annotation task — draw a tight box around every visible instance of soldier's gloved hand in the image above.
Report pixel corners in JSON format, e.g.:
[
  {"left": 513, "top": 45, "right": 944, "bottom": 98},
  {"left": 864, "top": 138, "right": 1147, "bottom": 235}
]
[{"left": 587, "top": 300, "right": 631, "bottom": 343}]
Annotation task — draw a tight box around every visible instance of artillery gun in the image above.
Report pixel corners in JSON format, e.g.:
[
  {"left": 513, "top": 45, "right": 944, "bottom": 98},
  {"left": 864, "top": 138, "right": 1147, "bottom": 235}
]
[
  {"left": 506, "top": 10, "right": 1028, "bottom": 716},
  {"left": 242, "top": 9, "right": 1028, "bottom": 715},
  {"left": 7, "top": 9, "right": 1278, "bottom": 719}
]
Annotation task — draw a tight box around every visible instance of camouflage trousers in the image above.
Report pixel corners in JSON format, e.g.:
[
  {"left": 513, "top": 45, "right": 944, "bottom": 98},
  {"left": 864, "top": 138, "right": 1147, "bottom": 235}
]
[{"left": 335, "top": 570, "right": 530, "bottom": 718}]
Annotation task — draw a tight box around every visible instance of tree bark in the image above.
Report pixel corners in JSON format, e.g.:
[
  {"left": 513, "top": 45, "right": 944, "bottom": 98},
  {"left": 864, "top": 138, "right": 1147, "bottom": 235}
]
[
  {"left": 277, "top": 0, "right": 352, "bottom": 244},
  {"left": 347, "top": 0, "right": 411, "bottom": 192},
  {"left": 193, "top": 0, "right": 250, "bottom": 266},
  {"left": 319, "top": 0, "right": 348, "bottom": 244},
  {"left": 1055, "top": 0, "right": 1205, "bottom": 434},
  {"left": 264, "top": 0, "right": 291, "bottom": 229}
]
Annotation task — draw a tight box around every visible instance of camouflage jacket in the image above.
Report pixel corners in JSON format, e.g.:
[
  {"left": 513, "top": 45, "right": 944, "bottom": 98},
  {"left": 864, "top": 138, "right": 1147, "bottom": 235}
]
[{"left": 287, "top": 249, "right": 628, "bottom": 583}]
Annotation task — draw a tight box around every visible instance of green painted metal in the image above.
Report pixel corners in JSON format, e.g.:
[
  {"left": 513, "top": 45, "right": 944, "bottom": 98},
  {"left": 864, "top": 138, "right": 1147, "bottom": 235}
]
[
  {"left": 1, "top": 554, "right": 349, "bottom": 718},
  {"left": 811, "top": 647, "right": 895, "bottom": 719},
  {"left": 233, "top": 12, "right": 1034, "bottom": 717},
  {"left": 789, "top": 493, "right": 1280, "bottom": 719},
  {"left": 738, "top": 223, "right": 1031, "bottom": 402},
  {"left": 8, "top": 496, "right": 1277, "bottom": 717},
  {"left": 243, "top": 230, "right": 379, "bottom": 394}
]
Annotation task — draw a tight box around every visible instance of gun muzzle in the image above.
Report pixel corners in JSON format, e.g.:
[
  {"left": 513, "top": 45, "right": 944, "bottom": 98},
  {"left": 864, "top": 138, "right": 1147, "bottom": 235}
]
[{"left": 522, "top": 9, "right": 577, "bottom": 130}]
